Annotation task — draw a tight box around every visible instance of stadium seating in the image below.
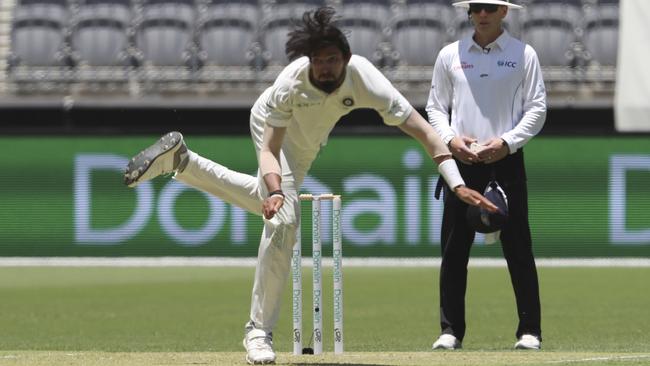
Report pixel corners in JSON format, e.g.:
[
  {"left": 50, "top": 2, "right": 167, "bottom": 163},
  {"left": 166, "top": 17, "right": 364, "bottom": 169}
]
[
  {"left": 583, "top": 0, "right": 618, "bottom": 66},
  {"left": 521, "top": 0, "right": 582, "bottom": 66},
  {"left": 135, "top": 0, "right": 197, "bottom": 67},
  {"left": 70, "top": 0, "right": 133, "bottom": 66},
  {"left": 1, "top": 0, "right": 618, "bottom": 101},
  {"left": 261, "top": 0, "right": 325, "bottom": 65},
  {"left": 198, "top": 0, "right": 259, "bottom": 67},
  {"left": 391, "top": 0, "right": 451, "bottom": 66},
  {"left": 338, "top": 0, "right": 391, "bottom": 64},
  {"left": 9, "top": 0, "right": 70, "bottom": 67}
]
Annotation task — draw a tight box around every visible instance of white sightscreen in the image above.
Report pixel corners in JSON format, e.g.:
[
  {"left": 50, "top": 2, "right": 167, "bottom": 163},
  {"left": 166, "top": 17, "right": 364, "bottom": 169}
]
[{"left": 615, "top": 0, "right": 650, "bottom": 132}]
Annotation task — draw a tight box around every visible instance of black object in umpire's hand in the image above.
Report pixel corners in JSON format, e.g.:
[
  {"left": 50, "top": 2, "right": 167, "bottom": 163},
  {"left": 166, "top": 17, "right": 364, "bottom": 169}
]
[{"left": 466, "top": 180, "right": 508, "bottom": 233}]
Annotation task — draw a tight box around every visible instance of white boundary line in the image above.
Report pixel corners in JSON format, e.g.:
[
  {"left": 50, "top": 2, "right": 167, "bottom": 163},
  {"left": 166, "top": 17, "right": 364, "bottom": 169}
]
[{"left": 0, "top": 257, "right": 649, "bottom": 267}]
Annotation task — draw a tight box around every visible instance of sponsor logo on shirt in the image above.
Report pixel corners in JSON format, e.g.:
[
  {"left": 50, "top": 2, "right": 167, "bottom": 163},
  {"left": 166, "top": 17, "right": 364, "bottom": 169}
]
[
  {"left": 453, "top": 61, "right": 474, "bottom": 70},
  {"left": 294, "top": 92, "right": 321, "bottom": 108},
  {"left": 294, "top": 101, "right": 321, "bottom": 108},
  {"left": 497, "top": 60, "right": 517, "bottom": 68}
]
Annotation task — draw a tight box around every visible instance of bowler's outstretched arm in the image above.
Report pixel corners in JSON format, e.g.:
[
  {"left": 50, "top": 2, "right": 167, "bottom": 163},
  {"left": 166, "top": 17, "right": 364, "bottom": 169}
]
[{"left": 398, "top": 111, "right": 498, "bottom": 212}]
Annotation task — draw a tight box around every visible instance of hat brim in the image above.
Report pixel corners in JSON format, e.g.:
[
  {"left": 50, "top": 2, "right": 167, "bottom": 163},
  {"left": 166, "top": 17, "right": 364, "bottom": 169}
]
[
  {"left": 466, "top": 206, "right": 508, "bottom": 233},
  {"left": 466, "top": 181, "right": 510, "bottom": 233},
  {"left": 453, "top": 0, "right": 523, "bottom": 9}
]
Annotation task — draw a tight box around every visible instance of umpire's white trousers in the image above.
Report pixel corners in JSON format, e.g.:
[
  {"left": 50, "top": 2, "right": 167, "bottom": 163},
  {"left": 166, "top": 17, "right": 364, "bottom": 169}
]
[{"left": 174, "top": 150, "right": 304, "bottom": 333}]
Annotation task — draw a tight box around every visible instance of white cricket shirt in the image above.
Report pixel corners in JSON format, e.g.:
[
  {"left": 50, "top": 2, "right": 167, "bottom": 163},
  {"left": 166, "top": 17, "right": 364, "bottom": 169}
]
[
  {"left": 425, "top": 30, "right": 546, "bottom": 153},
  {"left": 250, "top": 55, "right": 413, "bottom": 170}
]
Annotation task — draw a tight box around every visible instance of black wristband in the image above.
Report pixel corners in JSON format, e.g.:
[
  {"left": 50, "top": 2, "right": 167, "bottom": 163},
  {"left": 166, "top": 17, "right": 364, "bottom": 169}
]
[{"left": 268, "top": 190, "right": 284, "bottom": 198}]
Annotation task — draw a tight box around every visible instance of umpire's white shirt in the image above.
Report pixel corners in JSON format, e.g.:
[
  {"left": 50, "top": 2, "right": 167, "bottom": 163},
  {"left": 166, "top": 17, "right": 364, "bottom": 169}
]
[
  {"left": 251, "top": 55, "right": 412, "bottom": 178},
  {"left": 426, "top": 30, "right": 546, "bottom": 153}
]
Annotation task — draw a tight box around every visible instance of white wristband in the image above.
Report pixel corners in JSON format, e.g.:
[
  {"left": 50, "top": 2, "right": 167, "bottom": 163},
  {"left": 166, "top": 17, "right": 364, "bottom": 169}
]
[{"left": 438, "top": 159, "right": 465, "bottom": 190}]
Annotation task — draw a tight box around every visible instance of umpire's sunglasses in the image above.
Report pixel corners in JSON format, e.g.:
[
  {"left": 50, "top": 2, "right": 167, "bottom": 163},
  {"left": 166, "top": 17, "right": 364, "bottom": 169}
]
[{"left": 469, "top": 3, "right": 500, "bottom": 13}]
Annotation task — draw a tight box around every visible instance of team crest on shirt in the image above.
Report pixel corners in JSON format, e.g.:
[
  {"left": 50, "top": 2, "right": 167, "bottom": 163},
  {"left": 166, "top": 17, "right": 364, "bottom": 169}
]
[{"left": 342, "top": 97, "right": 354, "bottom": 107}]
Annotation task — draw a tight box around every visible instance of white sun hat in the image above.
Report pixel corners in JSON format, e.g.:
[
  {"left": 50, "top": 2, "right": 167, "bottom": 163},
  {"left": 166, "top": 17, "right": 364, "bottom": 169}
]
[{"left": 452, "top": 0, "right": 523, "bottom": 10}]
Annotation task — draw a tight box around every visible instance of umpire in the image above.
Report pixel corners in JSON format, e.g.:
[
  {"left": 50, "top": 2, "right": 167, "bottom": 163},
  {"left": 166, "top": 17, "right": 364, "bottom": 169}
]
[{"left": 426, "top": 0, "right": 546, "bottom": 350}]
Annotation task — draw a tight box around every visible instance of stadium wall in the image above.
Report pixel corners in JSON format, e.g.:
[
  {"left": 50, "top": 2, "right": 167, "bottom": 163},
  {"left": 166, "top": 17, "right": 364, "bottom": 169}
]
[{"left": 0, "top": 106, "right": 618, "bottom": 136}]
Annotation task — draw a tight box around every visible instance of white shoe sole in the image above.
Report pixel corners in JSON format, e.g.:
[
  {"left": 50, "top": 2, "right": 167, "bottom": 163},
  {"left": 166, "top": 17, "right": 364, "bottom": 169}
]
[
  {"left": 432, "top": 343, "right": 461, "bottom": 350},
  {"left": 515, "top": 343, "right": 541, "bottom": 350},
  {"left": 245, "top": 355, "right": 276, "bottom": 365},
  {"left": 124, "top": 131, "right": 183, "bottom": 187}
]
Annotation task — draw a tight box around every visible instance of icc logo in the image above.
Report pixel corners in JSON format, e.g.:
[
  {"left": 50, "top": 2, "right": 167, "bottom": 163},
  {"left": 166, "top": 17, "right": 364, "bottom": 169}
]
[{"left": 498, "top": 60, "right": 517, "bottom": 68}]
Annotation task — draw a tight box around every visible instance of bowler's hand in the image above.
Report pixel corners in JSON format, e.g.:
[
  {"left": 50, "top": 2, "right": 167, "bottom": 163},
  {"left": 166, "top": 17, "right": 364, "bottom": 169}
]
[
  {"left": 449, "top": 136, "right": 480, "bottom": 164},
  {"left": 454, "top": 185, "right": 498, "bottom": 212},
  {"left": 262, "top": 196, "right": 284, "bottom": 220},
  {"left": 476, "top": 138, "right": 509, "bottom": 164}
]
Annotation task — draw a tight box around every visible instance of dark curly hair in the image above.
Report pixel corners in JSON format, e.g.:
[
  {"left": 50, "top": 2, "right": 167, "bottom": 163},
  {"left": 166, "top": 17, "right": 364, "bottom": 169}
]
[{"left": 285, "top": 7, "right": 351, "bottom": 61}]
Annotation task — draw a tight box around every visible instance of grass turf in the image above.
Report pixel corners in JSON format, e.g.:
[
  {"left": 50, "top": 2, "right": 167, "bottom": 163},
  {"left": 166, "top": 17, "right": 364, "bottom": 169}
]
[
  {"left": 2, "top": 351, "right": 650, "bottom": 366},
  {"left": 0, "top": 267, "right": 648, "bottom": 365}
]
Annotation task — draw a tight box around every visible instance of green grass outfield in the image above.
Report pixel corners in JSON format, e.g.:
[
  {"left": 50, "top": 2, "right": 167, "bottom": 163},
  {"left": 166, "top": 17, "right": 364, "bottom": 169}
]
[{"left": 0, "top": 266, "right": 649, "bottom": 365}]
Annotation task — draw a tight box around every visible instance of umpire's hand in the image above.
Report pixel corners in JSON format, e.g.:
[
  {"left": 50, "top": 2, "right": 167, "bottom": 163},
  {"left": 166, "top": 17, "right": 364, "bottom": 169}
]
[
  {"left": 476, "top": 138, "right": 509, "bottom": 164},
  {"left": 448, "top": 136, "right": 480, "bottom": 164}
]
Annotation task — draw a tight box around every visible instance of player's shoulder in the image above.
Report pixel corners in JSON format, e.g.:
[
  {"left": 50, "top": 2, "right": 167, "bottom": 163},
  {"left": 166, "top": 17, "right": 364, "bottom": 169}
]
[
  {"left": 517, "top": 40, "right": 540, "bottom": 63},
  {"left": 279, "top": 57, "right": 309, "bottom": 79},
  {"left": 438, "top": 41, "right": 461, "bottom": 59},
  {"left": 274, "top": 57, "right": 310, "bottom": 89},
  {"left": 523, "top": 43, "right": 539, "bottom": 58},
  {"left": 505, "top": 35, "right": 528, "bottom": 52},
  {"left": 441, "top": 40, "right": 461, "bottom": 54},
  {"left": 347, "top": 55, "right": 378, "bottom": 72},
  {"left": 346, "top": 55, "right": 385, "bottom": 85},
  {"left": 502, "top": 33, "right": 533, "bottom": 56}
]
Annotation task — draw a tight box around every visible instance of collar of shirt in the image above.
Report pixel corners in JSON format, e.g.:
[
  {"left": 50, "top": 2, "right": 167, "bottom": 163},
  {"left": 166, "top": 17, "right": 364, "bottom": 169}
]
[
  {"left": 299, "top": 60, "right": 354, "bottom": 99},
  {"left": 465, "top": 29, "right": 512, "bottom": 54}
]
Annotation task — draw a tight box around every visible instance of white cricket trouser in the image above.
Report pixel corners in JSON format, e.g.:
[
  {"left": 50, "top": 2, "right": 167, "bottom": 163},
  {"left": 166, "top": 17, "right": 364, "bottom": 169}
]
[{"left": 174, "top": 149, "right": 305, "bottom": 334}]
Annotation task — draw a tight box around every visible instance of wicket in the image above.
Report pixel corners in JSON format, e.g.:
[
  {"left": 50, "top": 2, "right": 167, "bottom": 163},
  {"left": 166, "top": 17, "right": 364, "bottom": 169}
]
[{"left": 292, "top": 193, "right": 343, "bottom": 355}]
